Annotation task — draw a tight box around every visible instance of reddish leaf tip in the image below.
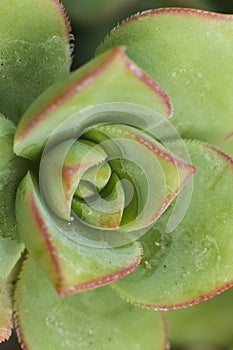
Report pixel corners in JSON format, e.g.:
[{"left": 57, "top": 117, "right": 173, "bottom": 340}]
[
  {"left": 122, "top": 55, "right": 173, "bottom": 117},
  {"left": 28, "top": 182, "right": 142, "bottom": 296},
  {"left": 52, "top": 0, "right": 72, "bottom": 37},
  {"left": 58, "top": 252, "right": 142, "bottom": 297},
  {"left": 14, "top": 45, "right": 171, "bottom": 148}
]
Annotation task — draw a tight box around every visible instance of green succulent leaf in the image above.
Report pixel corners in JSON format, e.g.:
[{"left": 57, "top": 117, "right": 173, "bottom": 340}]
[
  {"left": 83, "top": 123, "right": 195, "bottom": 230},
  {"left": 112, "top": 140, "right": 233, "bottom": 308},
  {"left": 0, "top": 279, "right": 12, "bottom": 343},
  {"left": 0, "top": 268, "right": 18, "bottom": 343},
  {"left": 0, "top": 115, "right": 27, "bottom": 280},
  {"left": 14, "top": 45, "right": 196, "bottom": 297},
  {"left": 14, "top": 256, "right": 167, "bottom": 350},
  {"left": 39, "top": 119, "right": 194, "bottom": 229},
  {"left": 0, "top": 257, "right": 22, "bottom": 343},
  {"left": 44, "top": 138, "right": 112, "bottom": 220},
  {"left": 72, "top": 172, "right": 125, "bottom": 229},
  {"left": 14, "top": 46, "right": 172, "bottom": 160},
  {"left": 98, "top": 8, "right": 233, "bottom": 146},
  {"left": 16, "top": 172, "right": 142, "bottom": 296},
  {"left": 166, "top": 286, "right": 233, "bottom": 348},
  {"left": 0, "top": 236, "right": 23, "bottom": 284},
  {"left": 15, "top": 112, "right": 194, "bottom": 296},
  {"left": 0, "top": 0, "right": 71, "bottom": 124}
]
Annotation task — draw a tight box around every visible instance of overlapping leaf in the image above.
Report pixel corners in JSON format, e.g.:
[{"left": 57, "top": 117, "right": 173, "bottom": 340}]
[
  {"left": 0, "top": 273, "right": 15, "bottom": 343},
  {"left": 16, "top": 172, "right": 142, "bottom": 295},
  {"left": 14, "top": 46, "right": 194, "bottom": 296},
  {"left": 0, "top": 115, "right": 27, "bottom": 281},
  {"left": 98, "top": 8, "right": 233, "bottom": 146},
  {"left": 112, "top": 140, "right": 233, "bottom": 308},
  {"left": 14, "top": 256, "right": 167, "bottom": 350},
  {"left": 0, "top": 0, "right": 71, "bottom": 124},
  {"left": 14, "top": 46, "right": 171, "bottom": 160}
]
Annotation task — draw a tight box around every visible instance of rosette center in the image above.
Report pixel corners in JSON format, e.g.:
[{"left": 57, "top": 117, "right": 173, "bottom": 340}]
[{"left": 39, "top": 103, "right": 194, "bottom": 248}]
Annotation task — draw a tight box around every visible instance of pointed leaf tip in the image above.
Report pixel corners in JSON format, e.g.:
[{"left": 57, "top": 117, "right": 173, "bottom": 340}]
[
  {"left": 112, "top": 140, "right": 233, "bottom": 309},
  {"left": 14, "top": 46, "right": 171, "bottom": 160},
  {"left": 16, "top": 172, "right": 142, "bottom": 296}
]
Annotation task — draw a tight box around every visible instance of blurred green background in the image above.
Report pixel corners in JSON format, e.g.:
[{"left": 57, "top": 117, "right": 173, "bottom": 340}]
[
  {"left": 61, "top": 0, "right": 233, "bottom": 69},
  {"left": 1, "top": 0, "right": 233, "bottom": 349}
]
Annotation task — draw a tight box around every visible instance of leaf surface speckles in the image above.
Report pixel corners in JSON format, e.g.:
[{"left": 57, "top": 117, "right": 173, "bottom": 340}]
[
  {"left": 112, "top": 140, "right": 233, "bottom": 308},
  {"left": 98, "top": 8, "right": 233, "bottom": 145},
  {"left": 15, "top": 256, "right": 167, "bottom": 350}
]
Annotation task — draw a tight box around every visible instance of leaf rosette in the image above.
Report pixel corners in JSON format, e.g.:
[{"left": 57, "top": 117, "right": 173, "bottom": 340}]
[
  {"left": 14, "top": 50, "right": 195, "bottom": 295},
  {"left": 0, "top": 4, "right": 233, "bottom": 349},
  {"left": 13, "top": 50, "right": 194, "bottom": 348}
]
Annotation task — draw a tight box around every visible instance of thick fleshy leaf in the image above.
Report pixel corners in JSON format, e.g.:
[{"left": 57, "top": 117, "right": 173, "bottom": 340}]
[
  {"left": 112, "top": 140, "right": 233, "bottom": 308},
  {"left": 16, "top": 172, "right": 142, "bottom": 296},
  {"left": 0, "top": 273, "right": 15, "bottom": 343},
  {"left": 0, "top": 0, "right": 71, "bottom": 124},
  {"left": 0, "top": 236, "right": 23, "bottom": 284},
  {"left": 72, "top": 173, "right": 125, "bottom": 229},
  {"left": 0, "top": 115, "right": 26, "bottom": 280},
  {"left": 42, "top": 139, "right": 110, "bottom": 220},
  {"left": 14, "top": 256, "right": 167, "bottom": 350},
  {"left": 40, "top": 121, "right": 194, "bottom": 232},
  {"left": 0, "top": 259, "right": 22, "bottom": 343},
  {"left": 14, "top": 46, "right": 172, "bottom": 160},
  {"left": 74, "top": 161, "right": 111, "bottom": 199},
  {"left": 98, "top": 8, "right": 233, "bottom": 145},
  {"left": 84, "top": 123, "right": 195, "bottom": 231},
  {"left": 166, "top": 286, "right": 233, "bottom": 348}
]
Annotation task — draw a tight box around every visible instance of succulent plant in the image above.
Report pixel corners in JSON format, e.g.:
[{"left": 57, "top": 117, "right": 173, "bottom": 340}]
[{"left": 0, "top": 1, "right": 233, "bottom": 349}]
